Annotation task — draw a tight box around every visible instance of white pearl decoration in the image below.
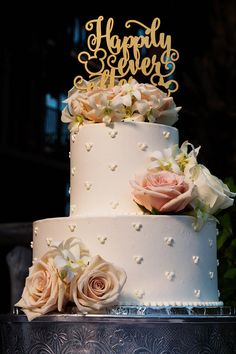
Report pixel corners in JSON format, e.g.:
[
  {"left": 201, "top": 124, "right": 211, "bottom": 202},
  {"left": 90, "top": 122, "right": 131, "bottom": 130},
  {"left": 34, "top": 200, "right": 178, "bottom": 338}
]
[
  {"left": 84, "top": 182, "right": 92, "bottom": 190},
  {"left": 85, "top": 142, "right": 93, "bottom": 152},
  {"left": 97, "top": 235, "right": 107, "bottom": 244},
  {"left": 135, "top": 289, "right": 145, "bottom": 299},
  {"left": 138, "top": 142, "right": 148, "bottom": 151},
  {"left": 163, "top": 131, "right": 170, "bottom": 139},
  {"left": 164, "top": 237, "right": 174, "bottom": 246},
  {"left": 133, "top": 255, "right": 143, "bottom": 264},
  {"left": 34, "top": 227, "right": 38, "bottom": 237},
  {"left": 108, "top": 163, "right": 118, "bottom": 171},
  {"left": 209, "top": 271, "right": 214, "bottom": 279},
  {"left": 46, "top": 238, "right": 53, "bottom": 247},
  {"left": 132, "top": 223, "right": 142, "bottom": 231},
  {"left": 69, "top": 224, "right": 76, "bottom": 232},
  {"left": 109, "top": 130, "right": 118, "bottom": 138},
  {"left": 192, "top": 256, "right": 200, "bottom": 264},
  {"left": 165, "top": 271, "right": 175, "bottom": 281},
  {"left": 70, "top": 204, "right": 76, "bottom": 214},
  {"left": 208, "top": 239, "right": 213, "bottom": 247}
]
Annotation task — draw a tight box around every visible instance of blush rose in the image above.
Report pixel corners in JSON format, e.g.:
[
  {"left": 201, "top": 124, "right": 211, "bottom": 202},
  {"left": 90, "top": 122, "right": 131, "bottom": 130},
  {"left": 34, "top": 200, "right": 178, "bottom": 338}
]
[
  {"left": 15, "top": 255, "right": 68, "bottom": 321},
  {"left": 70, "top": 255, "right": 127, "bottom": 313},
  {"left": 130, "top": 170, "right": 196, "bottom": 213}
]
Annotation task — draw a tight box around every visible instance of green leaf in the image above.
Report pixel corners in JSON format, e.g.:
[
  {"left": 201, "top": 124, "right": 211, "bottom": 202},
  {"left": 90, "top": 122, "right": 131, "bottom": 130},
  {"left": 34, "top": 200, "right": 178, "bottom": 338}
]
[
  {"left": 230, "top": 238, "right": 236, "bottom": 249},
  {"left": 217, "top": 228, "right": 231, "bottom": 250},
  {"left": 151, "top": 208, "right": 160, "bottom": 215},
  {"left": 224, "top": 268, "right": 236, "bottom": 279},
  {"left": 224, "top": 176, "right": 236, "bottom": 192}
]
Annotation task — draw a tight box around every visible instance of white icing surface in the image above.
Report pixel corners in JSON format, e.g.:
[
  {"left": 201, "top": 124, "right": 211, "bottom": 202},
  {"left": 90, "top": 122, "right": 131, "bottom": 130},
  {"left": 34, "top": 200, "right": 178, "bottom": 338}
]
[
  {"left": 70, "top": 122, "right": 178, "bottom": 216},
  {"left": 33, "top": 215, "right": 222, "bottom": 306},
  {"left": 30, "top": 122, "right": 223, "bottom": 309}
]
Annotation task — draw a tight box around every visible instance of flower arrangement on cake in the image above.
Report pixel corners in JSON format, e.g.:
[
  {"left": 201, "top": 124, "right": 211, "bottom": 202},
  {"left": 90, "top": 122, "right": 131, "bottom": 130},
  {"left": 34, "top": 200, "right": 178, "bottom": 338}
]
[
  {"left": 61, "top": 78, "right": 181, "bottom": 131},
  {"left": 130, "top": 141, "right": 235, "bottom": 231},
  {"left": 16, "top": 238, "right": 126, "bottom": 321},
  {"left": 62, "top": 78, "right": 235, "bottom": 231}
]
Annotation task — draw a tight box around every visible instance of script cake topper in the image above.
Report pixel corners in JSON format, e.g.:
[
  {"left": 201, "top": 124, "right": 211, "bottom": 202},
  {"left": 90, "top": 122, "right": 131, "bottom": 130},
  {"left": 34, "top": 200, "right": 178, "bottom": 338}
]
[{"left": 74, "top": 16, "right": 179, "bottom": 95}]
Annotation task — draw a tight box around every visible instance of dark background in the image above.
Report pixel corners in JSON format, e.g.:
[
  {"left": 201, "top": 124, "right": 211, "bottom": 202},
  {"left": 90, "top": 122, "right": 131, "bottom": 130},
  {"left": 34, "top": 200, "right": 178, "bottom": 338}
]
[{"left": 0, "top": 1, "right": 236, "bottom": 313}]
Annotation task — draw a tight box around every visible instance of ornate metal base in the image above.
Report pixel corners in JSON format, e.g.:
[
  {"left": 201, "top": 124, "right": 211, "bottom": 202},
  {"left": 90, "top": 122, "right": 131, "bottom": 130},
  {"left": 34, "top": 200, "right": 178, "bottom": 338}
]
[{"left": 1, "top": 307, "right": 236, "bottom": 353}]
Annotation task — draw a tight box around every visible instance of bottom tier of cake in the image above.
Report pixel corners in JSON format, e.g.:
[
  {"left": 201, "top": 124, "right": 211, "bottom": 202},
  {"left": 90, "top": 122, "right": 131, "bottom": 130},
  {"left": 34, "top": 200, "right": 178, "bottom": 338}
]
[{"left": 32, "top": 215, "right": 222, "bottom": 307}]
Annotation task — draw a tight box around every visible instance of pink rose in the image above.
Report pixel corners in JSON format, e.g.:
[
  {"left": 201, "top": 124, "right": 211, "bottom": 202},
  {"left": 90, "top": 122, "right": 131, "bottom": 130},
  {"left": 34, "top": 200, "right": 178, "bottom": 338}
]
[
  {"left": 70, "top": 255, "right": 127, "bottom": 313},
  {"left": 130, "top": 170, "right": 196, "bottom": 213},
  {"left": 15, "top": 255, "right": 69, "bottom": 321}
]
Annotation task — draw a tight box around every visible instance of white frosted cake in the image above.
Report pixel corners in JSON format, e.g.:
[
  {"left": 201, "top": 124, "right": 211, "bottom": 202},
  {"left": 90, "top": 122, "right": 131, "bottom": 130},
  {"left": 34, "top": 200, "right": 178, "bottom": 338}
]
[{"left": 16, "top": 80, "right": 235, "bottom": 321}]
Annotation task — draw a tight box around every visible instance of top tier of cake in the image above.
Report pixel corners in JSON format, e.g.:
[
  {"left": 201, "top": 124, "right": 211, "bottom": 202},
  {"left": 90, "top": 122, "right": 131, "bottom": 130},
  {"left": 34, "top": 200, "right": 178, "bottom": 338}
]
[{"left": 70, "top": 122, "right": 178, "bottom": 216}]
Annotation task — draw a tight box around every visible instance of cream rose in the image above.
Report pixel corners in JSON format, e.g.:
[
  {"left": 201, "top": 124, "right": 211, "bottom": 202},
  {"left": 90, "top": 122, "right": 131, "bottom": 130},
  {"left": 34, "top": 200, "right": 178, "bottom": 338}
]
[
  {"left": 70, "top": 255, "right": 127, "bottom": 313},
  {"left": 15, "top": 255, "right": 68, "bottom": 321},
  {"left": 187, "top": 164, "right": 236, "bottom": 214},
  {"left": 130, "top": 170, "right": 196, "bottom": 213}
]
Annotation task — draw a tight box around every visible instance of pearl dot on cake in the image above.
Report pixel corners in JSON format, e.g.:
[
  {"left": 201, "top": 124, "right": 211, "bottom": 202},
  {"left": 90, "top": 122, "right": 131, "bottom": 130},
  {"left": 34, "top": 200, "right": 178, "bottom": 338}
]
[
  {"left": 192, "top": 255, "right": 200, "bottom": 264},
  {"left": 133, "top": 255, "right": 143, "bottom": 264},
  {"left": 46, "top": 238, "right": 53, "bottom": 247},
  {"left": 165, "top": 271, "right": 175, "bottom": 281},
  {"left": 85, "top": 142, "right": 93, "bottom": 151},
  {"left": 209, "top": 271, "right": 214, "bottom": 279},
  {"left": 68, "top": 224, "right": 77, "bottom": 232},
  {"left": 163, "top": 131, "right": 170, "bottom": 139},
  {"left": 108, "top": 163, "right": 118, "bottom": 171},
  {"left": 208, "top": 239, "right": 213, "bottom": 247},
  {"left": 108, "top": 130, "right": 118, "bottom": 138},
  {"left": 164, "top": 237, "right": 174, "bottom": 246},
  {"left": 34, "top": 227, "right": 38, "bottom": 237},
  {"left": 132, "top": 223, "right": 142, "bottom": 231},
  {"left": 84, "top": 182, "right": 92, "bottom": 190},
  {"left": 70, "top": 204, "right": 76, "bottom": 214},
  {"left": 138, "top": 142, "right": 148, "bottom": 151},
  {"left": 110, "top": 201, "right": 119, "bottom": 209},
  {"left": 194, "top": 289, "right": 201, "bottom": 298},
  {"left": 97, "top": 235, "right": 107, "bottom": 244},
  {"left": 135, "top": 289, "right": 145, "bottom": 299}
]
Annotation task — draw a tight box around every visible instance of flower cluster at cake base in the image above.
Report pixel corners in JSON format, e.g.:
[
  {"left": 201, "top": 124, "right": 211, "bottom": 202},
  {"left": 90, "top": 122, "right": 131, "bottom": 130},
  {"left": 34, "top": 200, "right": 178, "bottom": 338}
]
[
  {"left": 15, "top": 238, "right": 127, "bottom": 321},
  {"left": 130, "top": 141, "right": 236, "bottom": 230}
]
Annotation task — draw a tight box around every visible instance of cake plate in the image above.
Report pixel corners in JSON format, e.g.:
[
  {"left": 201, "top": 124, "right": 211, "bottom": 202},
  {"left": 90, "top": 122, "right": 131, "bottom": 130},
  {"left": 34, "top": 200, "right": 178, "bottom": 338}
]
[{"left": 1, "top": 306, "right": 236, "bottom": 353}]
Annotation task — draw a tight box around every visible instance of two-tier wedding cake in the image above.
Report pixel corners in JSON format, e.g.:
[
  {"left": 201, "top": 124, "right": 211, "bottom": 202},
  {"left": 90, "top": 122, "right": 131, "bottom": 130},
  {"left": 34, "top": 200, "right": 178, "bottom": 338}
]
[{"left": 15, "top": 17, "right": 235, "bottom": 321}]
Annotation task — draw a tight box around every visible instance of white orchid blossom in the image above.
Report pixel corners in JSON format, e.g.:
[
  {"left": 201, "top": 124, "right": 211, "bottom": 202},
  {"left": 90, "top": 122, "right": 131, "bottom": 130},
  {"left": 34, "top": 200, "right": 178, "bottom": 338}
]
[
  {"left": 112, "top": 80, "right": 141, "bottom": 107},
  {"left": 175, "top": 141, "right": 201, "bottom": 173},
  {"left": 87, "top": 92, "right": 124, "bottom": 125},
  {"left": 50, "top": 238, "right": 91, "bottom": 283},
  {"left": 149, "top": 145, "right": 181, "bottom": 173},
  {"left": 61, "top": 105, "right": 85, "bottom": 133}
]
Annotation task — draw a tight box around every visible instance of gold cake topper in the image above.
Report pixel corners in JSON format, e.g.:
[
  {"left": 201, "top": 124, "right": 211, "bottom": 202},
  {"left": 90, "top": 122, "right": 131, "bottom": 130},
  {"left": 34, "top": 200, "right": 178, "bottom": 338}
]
[{"left": 74, "top": 16, "right": 179, "bottom": 95}]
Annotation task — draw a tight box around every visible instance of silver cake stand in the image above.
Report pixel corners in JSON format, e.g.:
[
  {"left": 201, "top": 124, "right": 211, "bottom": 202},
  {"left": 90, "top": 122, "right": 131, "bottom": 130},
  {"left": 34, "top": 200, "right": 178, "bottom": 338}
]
[{"left": 1, "top": 306, "right": 236, "bottom": 353}]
